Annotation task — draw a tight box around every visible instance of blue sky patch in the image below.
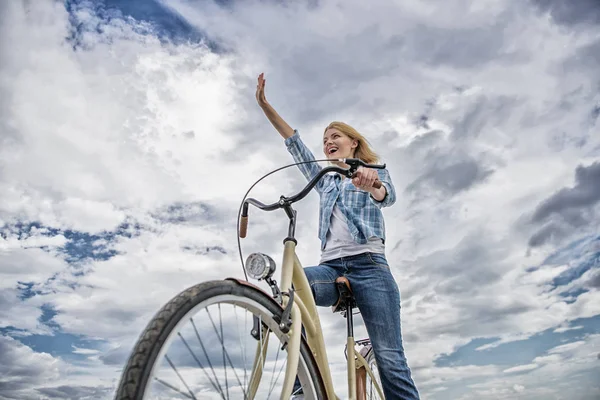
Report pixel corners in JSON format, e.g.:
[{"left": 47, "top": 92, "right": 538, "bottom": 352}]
[
  {"left": 39, "top": 304, "right": 61, "bottom": 330},
  {"left": 541, "top": 234, "right": 598, "bottom": 266},
  {"left": 8, "top": 329, "right": 104, "bottom": 361},
  {"left": 434, "top": 314, "right": 600, "bottom": 368},
  {"left": 17, "top": 282, "right": 38, "bottom": 301},
  {"left": 1, "top": 304, "right": 104, "bottom": 361},
  {"left": 1, "top": 303, "right": 104, "bottom": 361},
  {"left": 65, "top": 0, "right": 220, "bottom": 50},
  {"left": 528, "top": 234, "right": 600, "bottom": 290},
  {"left": 60, "top": 231, "right": 119, "bottom": 263},
  {"left": 552, "top": 252, "right": 600, "bottom": 287},
  {"left": 2, "top": 221, "right": 138, "bottom": 264}
]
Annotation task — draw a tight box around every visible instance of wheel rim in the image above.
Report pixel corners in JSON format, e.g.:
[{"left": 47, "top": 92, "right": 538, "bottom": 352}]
[{"left": 141, "top": 293, "right": 319, "bottom": 399}]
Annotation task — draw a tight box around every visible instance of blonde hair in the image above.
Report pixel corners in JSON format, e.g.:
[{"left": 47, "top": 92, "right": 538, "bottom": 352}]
[{"left": 324, "top": 121, "right": 379, "bottom": 164}]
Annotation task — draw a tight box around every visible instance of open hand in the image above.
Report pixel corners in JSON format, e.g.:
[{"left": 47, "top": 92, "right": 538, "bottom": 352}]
[{"left": 256, "top": 73, "right": 268, "bottom": 107}]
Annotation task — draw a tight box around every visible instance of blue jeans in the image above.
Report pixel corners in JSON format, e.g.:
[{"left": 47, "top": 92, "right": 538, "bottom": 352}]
[{"left": 297, "top": 252, "right": 420, "bottom": 400}]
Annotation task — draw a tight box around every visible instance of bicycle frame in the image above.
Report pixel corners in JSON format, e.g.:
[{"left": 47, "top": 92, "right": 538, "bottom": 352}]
[{"left": 246, "top": 239, "right": 384, "bottom": 400}]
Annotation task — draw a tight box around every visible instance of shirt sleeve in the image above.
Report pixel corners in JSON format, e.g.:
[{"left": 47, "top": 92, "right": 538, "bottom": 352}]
[
  {"left": 284, "top": 129, "right": 326, "bottom": 192},
  {"left": 370, "top": 167, "right": 396, "bottom": 208}
]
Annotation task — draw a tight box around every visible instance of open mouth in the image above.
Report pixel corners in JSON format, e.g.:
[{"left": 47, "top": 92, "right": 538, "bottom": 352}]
[{"left": 328, "top": 147, "right": 338, "bottom": 155}]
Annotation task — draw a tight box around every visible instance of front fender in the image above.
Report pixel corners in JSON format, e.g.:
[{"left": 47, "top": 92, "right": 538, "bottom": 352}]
[{"left": 225, "top": 277, "right": 283, "bottom": 309}]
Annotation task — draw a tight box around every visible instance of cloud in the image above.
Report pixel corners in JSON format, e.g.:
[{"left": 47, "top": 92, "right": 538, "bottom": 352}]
[
  {"left": 532, "top": 163, "right": 600, "bottom": 219},
  {"left": 0, "top": 244, "right": 70, "bottom": 334},
  {"left": 513, "top": 384, "right": 525, "bottom": 393},
  {"left": 531, "top": 0, "right": 600, "bottom": 26},
  {"left": 77, "top": 0, "right": 210, "bottom": 45},
  {"left": 454, "top": 334, "right": 600, "bottom": 400},
  {"left": 553, "top": 324, "right": 584, "bottom": 333},
  {"left": 0, "top": 335, "right": 61, "bottom": 399},
  {"left": 35, "top": 385, "right": 112, "bottom": 400},
  {"left": 586, "top": 269, "right": 600, "bottom": 288},
  {"left": 407, "top": 156, "right": 494, "bottom": 198},
  {"left": 528, "top": 162, "right": 600, "bottom": 247},
  {"left": 503, "top": 363, "right": 539, "bottom": 373},
  {"left": 1, "top": 0, "right": 600, "bottom": 399}
]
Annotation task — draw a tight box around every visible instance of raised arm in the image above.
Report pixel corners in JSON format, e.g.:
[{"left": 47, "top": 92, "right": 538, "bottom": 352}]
[
  {"left": 256, "top": 73, "right": 295, "bottom": 139},
  {"left": 255, "top": 73, "right": 327, "bottom": 192}
]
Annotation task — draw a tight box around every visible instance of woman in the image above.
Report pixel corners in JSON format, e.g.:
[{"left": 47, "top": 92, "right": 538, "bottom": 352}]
[{"left": 256, "top": 73, "right": 420, "bottom": 400}]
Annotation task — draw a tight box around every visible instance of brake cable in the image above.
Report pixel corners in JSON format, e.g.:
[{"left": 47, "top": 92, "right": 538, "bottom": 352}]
[{"left": 236, "top": 159, "right": 333, "bottom": 280}]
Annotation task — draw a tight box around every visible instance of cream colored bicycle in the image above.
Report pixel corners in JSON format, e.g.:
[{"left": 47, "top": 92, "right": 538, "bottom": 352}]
[{"left": 115, "top": 158, "right": 386, "bottom": 400}]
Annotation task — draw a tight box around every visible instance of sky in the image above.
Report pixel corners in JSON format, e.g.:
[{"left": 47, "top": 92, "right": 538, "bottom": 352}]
[{"left": 1, "top": 0, "right": 599, "bottom": 399}]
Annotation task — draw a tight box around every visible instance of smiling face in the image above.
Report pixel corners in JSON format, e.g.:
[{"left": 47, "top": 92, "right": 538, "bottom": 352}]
[{"left": 323, "top": 128, "right": 358, "bottom": 160}]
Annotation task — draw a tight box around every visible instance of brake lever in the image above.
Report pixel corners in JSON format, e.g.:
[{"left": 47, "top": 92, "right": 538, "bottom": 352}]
[
  {"left": 341, "top": 158, "right": 386, "bottom": 171},
  {"left": 340, "top": 159, "right": 385, "bottom": 189}
]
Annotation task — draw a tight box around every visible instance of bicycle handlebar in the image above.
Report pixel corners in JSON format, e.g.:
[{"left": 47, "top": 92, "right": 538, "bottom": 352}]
[{"left": 239, "top": 158, "right": 386, "bottom": 238}]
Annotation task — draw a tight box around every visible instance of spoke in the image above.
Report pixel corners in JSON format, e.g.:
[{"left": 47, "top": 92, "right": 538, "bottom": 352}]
[
  {"left": 367, "top": 367, "right": 373, "bottom": 399},
  {"left": 234, "top": 305, "right": 249, "bottom": 394},
  {"left": 205, "top": 307, "right": 247, "bottom": 396},
  {"left": 154, "top": 377, "right": 194, "bottom": 399},
  {"left": 269, "top": 346, "right": 281, "bottom": 397},
  {"left": 269, "top": 346, "right": 285, "bottom": 397},
  {"left": 244, "top": 309, "right": 249, "bottom": 390},
  {"left": 219, "top": 304, "right": 229, "bottom": 399},
  {"left": 247, "top": 316, "right": 267, "bottom": 395},
  {"left": 164, "top": 354, "right": 198, "bottom": 400},
  {"left": 190, "top": 317, "right": 226, "bottom": 397},
  {"left": 177, "top": 333, "right": 225, "bottom": 399}
]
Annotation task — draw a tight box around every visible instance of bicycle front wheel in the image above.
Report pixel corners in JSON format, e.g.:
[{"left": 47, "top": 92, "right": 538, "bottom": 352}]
[{"left": 115, "top": 279, "right": 326, "bottom": 400}]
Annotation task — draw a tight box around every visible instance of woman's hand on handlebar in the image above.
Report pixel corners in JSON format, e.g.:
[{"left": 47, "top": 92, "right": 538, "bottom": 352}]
[
  {"left": 352, "top": 166, "right": 387, "bottom": 200},
  {"left": 352, "top": 166, "right": 379, "bottom": 190}
]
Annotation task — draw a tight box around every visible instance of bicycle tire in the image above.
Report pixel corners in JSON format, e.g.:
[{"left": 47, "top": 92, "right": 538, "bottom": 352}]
[{"left": 114, "top": 279, "right": 327, "bottom": 399}]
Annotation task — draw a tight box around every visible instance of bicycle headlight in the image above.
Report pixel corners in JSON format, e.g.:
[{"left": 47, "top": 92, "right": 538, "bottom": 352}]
[{"left": 245, "top": 253, "right": 276, "bottom": 280}]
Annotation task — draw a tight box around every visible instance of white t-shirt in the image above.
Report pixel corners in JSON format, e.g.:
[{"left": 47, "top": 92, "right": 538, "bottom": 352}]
[{"left": 320, "top": 203, "right": 385, "bottom": 263}]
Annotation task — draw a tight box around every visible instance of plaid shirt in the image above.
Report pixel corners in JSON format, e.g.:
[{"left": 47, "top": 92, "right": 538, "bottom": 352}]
[{"left": 284, "top": 130, "right": 396, "bottom": 250}]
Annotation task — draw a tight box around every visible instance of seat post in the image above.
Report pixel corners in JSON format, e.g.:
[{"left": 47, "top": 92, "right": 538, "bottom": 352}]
[
  {"left": 346, "top": 301, "right": 354, "bottom": 338},
  {"left": 346, "top": 301, "right": 357, "bottom": 400}
]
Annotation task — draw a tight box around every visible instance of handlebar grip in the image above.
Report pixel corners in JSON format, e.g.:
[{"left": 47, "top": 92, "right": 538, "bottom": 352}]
[
  {"left": 351, "top": 171, "right": 383, "bottom": 189},
  {"left": 239, "top": 216, "right": 248, "bottom": 238}
]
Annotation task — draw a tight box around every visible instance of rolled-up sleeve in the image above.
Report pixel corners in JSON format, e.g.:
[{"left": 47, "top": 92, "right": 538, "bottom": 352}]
[
  {"left": 370, "top": 168, "right": 396, "bottom": 208},
  {"left": 285, "top": 130, "right": 326, "bottom": 192}
]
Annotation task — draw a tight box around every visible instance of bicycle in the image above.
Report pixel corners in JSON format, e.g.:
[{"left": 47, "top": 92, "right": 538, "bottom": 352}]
[{"left": 115, "top": 158, "right": 386, "bottom": 400}]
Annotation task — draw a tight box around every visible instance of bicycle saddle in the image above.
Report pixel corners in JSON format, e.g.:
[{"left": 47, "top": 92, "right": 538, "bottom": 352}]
[{"left": 332, "top": 277, "right": 358, "bottom": 314}]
